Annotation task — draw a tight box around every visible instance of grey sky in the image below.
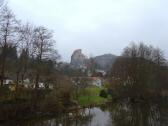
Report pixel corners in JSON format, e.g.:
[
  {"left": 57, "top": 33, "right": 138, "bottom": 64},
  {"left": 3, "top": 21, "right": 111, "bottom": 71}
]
[{"left": 8, "top": 0, "right": 168, "bottom": 61}]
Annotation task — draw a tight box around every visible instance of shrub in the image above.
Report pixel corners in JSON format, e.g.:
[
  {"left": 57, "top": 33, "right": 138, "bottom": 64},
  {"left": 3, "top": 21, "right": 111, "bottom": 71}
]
[{"left": 99, "top": 89, "right": 108, "bottom": 98}]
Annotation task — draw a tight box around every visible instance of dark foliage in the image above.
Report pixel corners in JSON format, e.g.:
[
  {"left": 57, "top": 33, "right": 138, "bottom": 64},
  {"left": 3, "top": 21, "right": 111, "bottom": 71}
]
[{"left": 99, "top": 89, "right": 108, "bottom": 98}]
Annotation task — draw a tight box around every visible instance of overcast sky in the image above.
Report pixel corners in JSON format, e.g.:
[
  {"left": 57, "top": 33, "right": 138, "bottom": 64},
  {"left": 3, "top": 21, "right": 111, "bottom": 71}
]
[{"left": 8, "top": 0, "right": 168, "bottom": 61}]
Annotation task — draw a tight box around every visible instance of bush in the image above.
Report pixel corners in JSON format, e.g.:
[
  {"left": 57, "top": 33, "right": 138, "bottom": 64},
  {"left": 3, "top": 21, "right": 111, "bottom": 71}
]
[
  {"left": 99, "top": 90, "right": 108, "bottom": 98},
  {"left": 107, "top": 89, "right": 113, "bottom": 95}
]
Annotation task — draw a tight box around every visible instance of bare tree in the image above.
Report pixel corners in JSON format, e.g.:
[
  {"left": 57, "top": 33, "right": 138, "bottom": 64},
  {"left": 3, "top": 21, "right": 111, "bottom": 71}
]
[
  {"left": 0, "top": 6, "right": 19, "bottom": 86},
  {"left": 122, "top": 42, "right": 138, "bottom": 58},
  {"left": 0, "top": 0, "right": 5, "bottom": 9},
  {"left": 152, "top": 48, "right": 165, "bottom": 66},
  {"left": 122, "top": 42, "right": 166, "bottom": 65},
  {"left": 111, "top": 42, "right": 167, "bottom": 99},
  {"left": 17, "top": 23, "right": 34, "bottom": 85},
  {"left": 32, "top": 26, "right": 58, "bottom": 88}
]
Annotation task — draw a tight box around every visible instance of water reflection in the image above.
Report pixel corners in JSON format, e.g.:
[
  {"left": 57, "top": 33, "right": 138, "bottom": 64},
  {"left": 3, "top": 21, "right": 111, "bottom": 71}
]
[
  {"left": 1, "top": 102, "right": 168, "bottom": 126},
  {"left": 109, "top": 102, "right": 168, "bottom": 126}
]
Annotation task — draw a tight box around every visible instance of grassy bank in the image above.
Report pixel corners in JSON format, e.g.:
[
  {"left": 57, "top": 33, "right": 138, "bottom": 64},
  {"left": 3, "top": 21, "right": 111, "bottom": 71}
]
[{"left": 77, "top": 86, "right": 109, "bottom": 106}]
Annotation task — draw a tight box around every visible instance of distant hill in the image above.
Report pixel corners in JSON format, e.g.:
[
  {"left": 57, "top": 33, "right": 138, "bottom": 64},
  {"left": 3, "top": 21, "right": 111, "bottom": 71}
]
[
  {"left": 93, "top": 54, "right": 117, "bottom": 71},
  {"left": 69, "top": 49, "right": 117, "bottom": 72}
]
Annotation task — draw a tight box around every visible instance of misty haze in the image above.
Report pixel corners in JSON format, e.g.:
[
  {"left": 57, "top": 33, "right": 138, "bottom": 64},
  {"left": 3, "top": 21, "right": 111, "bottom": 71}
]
[{"left": 0, "top": 0, "right": 168, "bottom": 126}]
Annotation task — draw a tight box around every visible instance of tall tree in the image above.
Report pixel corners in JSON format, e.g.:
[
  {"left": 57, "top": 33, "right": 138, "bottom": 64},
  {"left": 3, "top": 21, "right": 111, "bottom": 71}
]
[
  {"left": 32, "top": 26, "right": 58, "bottom": 88},
  {"left": 0, "top": 6, "right": 19, "bottom": 86},
  {"left": 0, "top": 0, "right": 5, "bottom": 9},
  {"left": 17, "top": 23, "right": 34, "bottom": 85},
  {"left": 110, "top": 42, "right": 167, "bottom": 98}
]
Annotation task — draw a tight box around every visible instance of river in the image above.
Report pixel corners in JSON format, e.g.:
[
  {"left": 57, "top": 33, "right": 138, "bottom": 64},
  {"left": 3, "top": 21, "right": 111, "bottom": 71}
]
[{"left": 2, "top": 102, "right": 168, "bottom": 126}]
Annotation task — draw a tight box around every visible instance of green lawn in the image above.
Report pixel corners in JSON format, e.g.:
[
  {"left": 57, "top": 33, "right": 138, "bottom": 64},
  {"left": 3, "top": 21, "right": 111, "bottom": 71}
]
[
  {"left": 78, "top": 95, "right": 107, "bottom": 106},
  {"left": 77, "top": 86, "right": 108, "bottom": 106}
]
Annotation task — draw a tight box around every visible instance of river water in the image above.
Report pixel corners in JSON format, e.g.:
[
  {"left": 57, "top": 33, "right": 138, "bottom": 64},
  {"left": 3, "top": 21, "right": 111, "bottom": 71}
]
[{"left": 2, "top": 102, "right": 168, "bottom": 126}]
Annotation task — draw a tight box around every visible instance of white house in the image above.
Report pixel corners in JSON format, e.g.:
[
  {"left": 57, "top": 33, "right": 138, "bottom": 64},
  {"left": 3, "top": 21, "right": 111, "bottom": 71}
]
[
  {"left": 39, "top": 82, "right": 45, "bottom": 88},
  {"left": 95, "top": 69, "right": 107, "bottom": 76},
  {"left": 4, "top": 79, "right": 14, "bottom": 85},
  {"left": 92, "top": 77, "right": 103, "bottom": 87},
  {"left": 22, "top": 78, "right": 31, "bottom": 88},
  {"left": 48, "top": 84, "right": 54, "bottom": 89}
]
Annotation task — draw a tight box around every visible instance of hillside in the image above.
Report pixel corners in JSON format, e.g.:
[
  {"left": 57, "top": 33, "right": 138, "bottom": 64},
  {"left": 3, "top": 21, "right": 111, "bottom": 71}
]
[{"left": 93, "top": 54, "right": 117, "bottom": 71}]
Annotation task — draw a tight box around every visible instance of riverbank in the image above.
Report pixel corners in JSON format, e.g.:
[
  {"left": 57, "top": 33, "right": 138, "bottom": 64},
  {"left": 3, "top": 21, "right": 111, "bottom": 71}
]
[
  {"left": 1, "top": 100, "right": 168, "bottom": 126},
  {"left": 0, "top": 86, "right": 111, "bottom": 122},
  {"left": 75, "top": 86, "right": 111, "bottom": 107}
]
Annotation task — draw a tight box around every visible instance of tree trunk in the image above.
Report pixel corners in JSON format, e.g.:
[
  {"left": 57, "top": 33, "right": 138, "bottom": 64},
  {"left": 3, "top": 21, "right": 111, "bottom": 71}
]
[
  {"left": 21, "top": 73, "right": 24, "bottom": 85},
  {"left": 0, "top": 61, "right": 5, "bottom": 86},
  {"left": 15, "top": 72, "right": 20, "bottom": 99},
  {"left": 35, "top": 73, "right": 39, "bottom": 89},
  {"left": 0, "top": 33, "right": 8, "bottom": 86},
  {"left": 0, "top": 50, "right": 6, "bottom": 86}
]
